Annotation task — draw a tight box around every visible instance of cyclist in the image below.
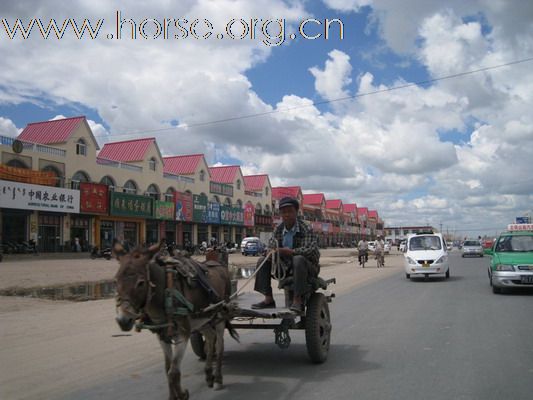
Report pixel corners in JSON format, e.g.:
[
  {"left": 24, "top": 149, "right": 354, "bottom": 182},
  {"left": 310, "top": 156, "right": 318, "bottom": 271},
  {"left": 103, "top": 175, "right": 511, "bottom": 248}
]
[
  {"left": 357, "top": 237, "right": 369, "bottom": 267},
  {"left": 375, "top": 235, "right": 385, "bottom": 268}
]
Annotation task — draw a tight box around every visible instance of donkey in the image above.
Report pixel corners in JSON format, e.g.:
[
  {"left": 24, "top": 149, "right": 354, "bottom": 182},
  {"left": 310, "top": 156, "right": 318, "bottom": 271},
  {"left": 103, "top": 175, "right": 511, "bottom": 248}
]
[{"left": 114, "top": 242, "right": 238, "bottom": 400}]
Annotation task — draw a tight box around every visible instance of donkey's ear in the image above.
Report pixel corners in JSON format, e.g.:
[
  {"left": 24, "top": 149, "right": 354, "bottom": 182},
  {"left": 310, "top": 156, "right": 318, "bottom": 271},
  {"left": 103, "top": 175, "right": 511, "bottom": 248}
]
[{"left": 113, "top": 239, "right": 127, "bottom": 260}]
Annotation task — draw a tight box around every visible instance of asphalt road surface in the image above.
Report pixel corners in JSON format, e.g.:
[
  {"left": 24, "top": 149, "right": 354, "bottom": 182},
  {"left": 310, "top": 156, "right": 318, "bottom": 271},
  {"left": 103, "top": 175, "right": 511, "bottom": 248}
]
[{"left": 61, "top": 252, "right": 533, "bottom": 400}]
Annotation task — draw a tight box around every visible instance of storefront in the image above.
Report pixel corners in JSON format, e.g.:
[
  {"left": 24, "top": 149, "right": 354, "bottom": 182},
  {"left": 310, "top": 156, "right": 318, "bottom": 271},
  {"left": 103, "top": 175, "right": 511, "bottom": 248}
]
[
  {"left": 154, "top": 200, "right": 175, "bottom": 244},
  {"left": 193, "top": 194, "right": 208, "bottom": 244},
  {"left": 0, "top": 179, "right": 80, "bottom": 252},
  {"left": 220, "top": 205, "right": 244, "bottom": 244},
  {"left": 175, "top": 191, "right": 193, "bottom": 246},
  {"left": 79, "top": 182, "right": 109, "bottom": 251},
  {"left": 105, "top": 191, "right": 153, "bottom": 248}
]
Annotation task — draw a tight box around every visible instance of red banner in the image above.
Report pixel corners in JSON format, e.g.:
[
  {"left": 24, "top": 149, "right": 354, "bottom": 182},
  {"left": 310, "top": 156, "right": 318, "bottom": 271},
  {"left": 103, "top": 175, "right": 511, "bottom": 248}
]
[
  {"left": 175, "top": 191, "right": 193, "bottom": 222},
  {"left": 244, "top": 203, "right": 255, "bottom": 227},
  {"left": 80, "top": 182, "right": 108, "bottom": 214}
]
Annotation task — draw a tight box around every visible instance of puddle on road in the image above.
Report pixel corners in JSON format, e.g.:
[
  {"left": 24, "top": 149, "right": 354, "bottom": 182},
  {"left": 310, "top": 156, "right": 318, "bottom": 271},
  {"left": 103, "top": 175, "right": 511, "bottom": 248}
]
[{"left": 0, "top": 280, "right": 116, "bottom": 301}]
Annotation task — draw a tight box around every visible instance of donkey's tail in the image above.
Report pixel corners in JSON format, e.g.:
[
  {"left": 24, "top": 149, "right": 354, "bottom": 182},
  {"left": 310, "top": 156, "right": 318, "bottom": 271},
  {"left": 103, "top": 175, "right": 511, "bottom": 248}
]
[{"left": 225, "top": 320, "right": 240, "bottom": 342}]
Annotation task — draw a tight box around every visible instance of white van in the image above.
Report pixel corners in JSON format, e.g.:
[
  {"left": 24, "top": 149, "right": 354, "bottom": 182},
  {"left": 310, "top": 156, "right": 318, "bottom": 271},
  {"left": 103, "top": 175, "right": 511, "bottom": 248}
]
[{"left": 404, "top": 232, "right": 450, "bottom": 280}]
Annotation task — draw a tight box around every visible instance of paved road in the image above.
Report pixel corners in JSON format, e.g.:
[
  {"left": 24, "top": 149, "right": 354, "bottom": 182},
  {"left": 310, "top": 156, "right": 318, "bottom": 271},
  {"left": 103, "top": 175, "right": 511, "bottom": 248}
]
[{"left": 61, "top": 252, "right": 533, "bottom": 400}]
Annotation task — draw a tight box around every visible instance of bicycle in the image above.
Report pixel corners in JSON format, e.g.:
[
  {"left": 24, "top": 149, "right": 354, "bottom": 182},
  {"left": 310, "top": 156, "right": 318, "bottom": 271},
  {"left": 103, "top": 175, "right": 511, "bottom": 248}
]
[{"left": 358, "top": 250, "right": 368, "bottom": 268}]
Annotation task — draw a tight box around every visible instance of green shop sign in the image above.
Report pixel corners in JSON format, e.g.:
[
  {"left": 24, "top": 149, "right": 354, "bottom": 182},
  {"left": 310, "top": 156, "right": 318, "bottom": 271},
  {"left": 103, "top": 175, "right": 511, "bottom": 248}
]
[
  {"left": 154, "top": 200, "right": 175, "bottom": 220},
  {"left": 193, "top": 194, "right": 208, "bottom": 223},
  {"left": 220, "top": 205, "right": 244, "bottom": 226},
  {"left": 110, "top": 192, "right": 153, "bottom": 217}
]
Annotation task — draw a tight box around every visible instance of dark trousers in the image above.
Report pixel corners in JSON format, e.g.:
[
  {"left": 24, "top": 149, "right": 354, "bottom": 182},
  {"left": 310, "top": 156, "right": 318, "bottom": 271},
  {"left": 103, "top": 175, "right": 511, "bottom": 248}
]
[{"left": 254, "top": 255, "right": 318, "bottom": 297}]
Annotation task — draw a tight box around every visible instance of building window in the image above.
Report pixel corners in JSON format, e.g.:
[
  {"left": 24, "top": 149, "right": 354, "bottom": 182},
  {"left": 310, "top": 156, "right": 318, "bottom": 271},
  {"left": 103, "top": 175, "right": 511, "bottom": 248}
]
[
  {"left": 100, "top": 175, "right": 116, "bottom": 192},
  {"left": 236, "top": 179, "right": 241, "bottom": 190},
  {"left": 212, "top": 195, "right": 220, "bottom": 203},
  {"left": 123, "top": 180, "right": 137, "bottom": 194},
  {"left": 146, "top": 184, "right": 160, "bottom": 200},
  {"left": 42, "top": 165, "right": 63, "bottom": 187},
  {"left": 149, "top": 157, "right": 156, "bottom": 171},
  {"left": 265, "top": 186, "right": 269, "bottom": 196},
  {"left": 264, "top": 204, "right": 271, "bottom": 215},
  {"left": 255, "top": 202, "right": 262, "bottom": 215},
  {"left": 224, "top": 197, "right": 231, "bottom": 207},
  {"left": 165, "top": 187, "right": 175, "bottom": 202},
  {"left": 236, "top": 199, "right": 242, "bottom": 208},
  {"left": 199, "top": 170, "right": 205, "bottom": 181},
  {"left": 76, "top": 139, "right": 87, "bottom": 156},
  {"left": 71, "top": 170, "right": 90, "bottom": 189}
]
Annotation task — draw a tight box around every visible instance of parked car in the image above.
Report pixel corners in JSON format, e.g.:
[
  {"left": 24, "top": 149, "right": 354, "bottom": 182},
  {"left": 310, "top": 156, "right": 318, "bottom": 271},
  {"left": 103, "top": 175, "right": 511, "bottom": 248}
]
[
  {"left": 404, "top": 232, "right": 450, "bottom": 280},
  {"left": 446, "top": 242, "right": 453, "bottom": 251},
  {"left": 367, "top": 241, "right": 376, "bottom": 252},
  {"left": 461, "top": 239, "right": 483, "bottom": 257},
  {"left": 487, "top": 225, "right": 533, "bottom": 294},
  {"left": 240, "top": 237, "right": 260, "bottom": 255},
  {"left": 242, "top": 240, "right": 265, "bottom": 256},
  {"left": 384, "top": 242, "right": 391, "bottom": 254}
]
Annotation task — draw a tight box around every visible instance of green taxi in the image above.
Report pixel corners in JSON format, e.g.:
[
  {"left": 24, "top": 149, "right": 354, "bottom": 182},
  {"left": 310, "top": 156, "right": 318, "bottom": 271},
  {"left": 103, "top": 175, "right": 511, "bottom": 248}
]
[{"left": 486, "top": 224, "right": 533, "bottom": 294}]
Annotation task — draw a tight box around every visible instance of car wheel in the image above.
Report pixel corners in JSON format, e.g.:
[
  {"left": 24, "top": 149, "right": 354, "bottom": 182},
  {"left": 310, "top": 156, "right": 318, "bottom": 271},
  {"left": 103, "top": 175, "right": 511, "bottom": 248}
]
[
  {"left": 461, "top": 254, "right": 464, "bottom": 258},
  {"left": 405, "top": 273, "right": 410, "bottom": 279},
  {"left": 492, "top": 286, "right": 501, "bottom": 294},
  {"left": 445, "top": 269, "right": 450, "bottom": 279},
  {"left": 480, "top": 254, "right": 483, "bottom": 258}
]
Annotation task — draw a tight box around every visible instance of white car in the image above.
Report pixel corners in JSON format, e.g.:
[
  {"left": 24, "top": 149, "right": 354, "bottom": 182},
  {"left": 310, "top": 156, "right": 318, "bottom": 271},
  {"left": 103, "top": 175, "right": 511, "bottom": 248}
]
[
  {"left": 461, "top": 240, "right": 483, "bottom": 257},
  {"left": 399, "top": 240, "right": 407, "bottom": 252},
  {"left": 384, "top": 242, "right": 391, "bottom": 254},
  {"left": 404, "top": 232, "right": 450, "bottom": 280},
  {"left": 367, "top": 241, "right": 376, "bottom": 252}
]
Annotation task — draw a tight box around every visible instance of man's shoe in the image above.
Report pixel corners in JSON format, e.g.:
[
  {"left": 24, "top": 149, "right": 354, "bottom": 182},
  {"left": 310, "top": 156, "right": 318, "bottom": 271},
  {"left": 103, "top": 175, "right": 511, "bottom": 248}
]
[
  {"left": 289, "top": 303, "right": 304, "bottom": 313},
  {"left": 251, "top": 300, "right": 276, "bottom": 309}
]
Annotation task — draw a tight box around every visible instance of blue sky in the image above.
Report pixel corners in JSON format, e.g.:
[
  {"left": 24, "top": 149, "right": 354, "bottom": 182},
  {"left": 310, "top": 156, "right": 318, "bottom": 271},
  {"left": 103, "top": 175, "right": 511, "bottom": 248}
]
[{"left": 1, "top": 0, "right": 532, "bottom": 235}]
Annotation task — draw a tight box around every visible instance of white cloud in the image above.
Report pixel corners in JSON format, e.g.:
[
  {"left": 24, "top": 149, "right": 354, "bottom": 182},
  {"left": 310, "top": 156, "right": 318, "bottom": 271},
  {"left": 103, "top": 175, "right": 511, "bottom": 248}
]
[
  {"left": 323, "top": 0, "right": 373, "bottom": 12},
  {"left": 309, "top": 50, "right": 353, "bottom": 101},
  {"left": 0, "top": 116, "right": 21, "bottom": 137}
]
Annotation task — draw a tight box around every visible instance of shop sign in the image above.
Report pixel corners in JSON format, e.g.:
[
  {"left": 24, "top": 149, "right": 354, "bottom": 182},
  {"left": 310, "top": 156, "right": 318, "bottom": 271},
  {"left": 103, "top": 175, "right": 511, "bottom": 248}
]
[
  {"left": 110, "top": 192, "right": 153, "bottom": 217},
  {"left": 193, "top": 194, "right": 208, "bottom": 223},
  {"left": 207, "top": 202, "right": 221, "bottom": 224},
  {"left": 209, "top": 181, "right": 233, "bottom": 197},
  {"left": 0, "top": 179, "right": 79, "bottom": 213},
  {"left": 322, "top": 223, "right": 331, "bottom": 233},
  {"left": 80, "top": 182, "right": 108, "bottom": 214},
  {"left": 175, "top": 191, "right": 192, "bottom": 222},
  {"left": 255, "top": 214, "right": 272, "bottom": 226},
  {"left": 244, "top": 203, "right": 255, "bottom": 227},
  {"left": 155, "top": 200, "right": 175, "bottom": 220},
  {"left": 220, "top": 205, "right": 244, "bottom": 226}
]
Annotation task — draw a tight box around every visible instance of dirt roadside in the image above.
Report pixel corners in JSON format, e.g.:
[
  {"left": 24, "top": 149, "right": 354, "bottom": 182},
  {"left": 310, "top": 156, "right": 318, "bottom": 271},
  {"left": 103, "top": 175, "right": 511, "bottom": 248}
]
[{"left": 0, "top": 249, "right": 404, "bottom": 400}]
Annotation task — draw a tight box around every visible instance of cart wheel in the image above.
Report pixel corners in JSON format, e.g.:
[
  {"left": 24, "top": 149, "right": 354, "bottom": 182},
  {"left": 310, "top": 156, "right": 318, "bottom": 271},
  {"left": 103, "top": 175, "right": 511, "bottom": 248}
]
[
  {"left": 305, "top": 292, "right": 331, "bottom": 364},
  {"left": 190, "top": 331, "right": 206, "bottom": 360}
]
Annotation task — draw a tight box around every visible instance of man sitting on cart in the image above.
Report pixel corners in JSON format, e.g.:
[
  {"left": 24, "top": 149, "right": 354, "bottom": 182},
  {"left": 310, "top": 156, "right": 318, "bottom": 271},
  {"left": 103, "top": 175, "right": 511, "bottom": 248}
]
[{"left": 251, "top": 196, "right": 320, "bottom": 313}]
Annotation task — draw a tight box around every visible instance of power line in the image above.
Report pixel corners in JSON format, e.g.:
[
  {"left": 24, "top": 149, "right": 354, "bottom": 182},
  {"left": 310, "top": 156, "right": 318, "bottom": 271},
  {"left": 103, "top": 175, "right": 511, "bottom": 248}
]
[{"left": 98, "top": 55, "right": 533, "bottom": 139}]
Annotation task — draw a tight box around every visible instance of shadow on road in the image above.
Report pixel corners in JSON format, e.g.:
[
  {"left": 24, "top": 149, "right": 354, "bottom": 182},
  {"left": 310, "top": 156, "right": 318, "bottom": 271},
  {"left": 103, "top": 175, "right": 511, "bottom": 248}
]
[{"left": 212, "top": 343, "right": 380, "bottom": 400}]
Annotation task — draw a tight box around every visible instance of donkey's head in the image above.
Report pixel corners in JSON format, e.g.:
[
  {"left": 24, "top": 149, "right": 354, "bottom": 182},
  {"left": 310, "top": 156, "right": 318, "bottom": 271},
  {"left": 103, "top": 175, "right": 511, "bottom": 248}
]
[{"left": 114, "top": 242, "right": 159, "bottom": 331}]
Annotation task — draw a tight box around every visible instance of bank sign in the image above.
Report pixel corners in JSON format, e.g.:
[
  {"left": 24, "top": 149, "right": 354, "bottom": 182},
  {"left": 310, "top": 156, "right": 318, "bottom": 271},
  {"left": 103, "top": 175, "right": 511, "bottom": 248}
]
[{"left": 0, "top": 179, "right": 80, "bottom": 213}]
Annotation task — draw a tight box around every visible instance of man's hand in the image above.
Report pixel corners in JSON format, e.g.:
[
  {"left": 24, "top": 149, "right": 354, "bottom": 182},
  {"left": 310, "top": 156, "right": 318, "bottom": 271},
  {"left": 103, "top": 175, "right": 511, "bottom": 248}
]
[{"left": 278, "top": 247, "right": 294, "bottom": 257}]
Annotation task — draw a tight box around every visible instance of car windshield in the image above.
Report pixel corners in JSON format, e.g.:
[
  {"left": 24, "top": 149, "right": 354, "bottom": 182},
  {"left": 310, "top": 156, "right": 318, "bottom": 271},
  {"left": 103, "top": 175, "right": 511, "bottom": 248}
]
[
  {"left": 409, "top": 236, "right": 442, "bottom": 251},
  {"left": 463, "top": 241, "right": 480, "bottom": 247},
  {"left": 495, "top": 235, "right": 533, "bottom": 252}
]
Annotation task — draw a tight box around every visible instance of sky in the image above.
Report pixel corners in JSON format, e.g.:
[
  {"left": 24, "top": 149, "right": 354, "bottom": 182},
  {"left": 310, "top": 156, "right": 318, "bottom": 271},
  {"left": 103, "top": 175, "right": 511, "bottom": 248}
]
[{"left": 1, "top": 0, "right": 532, "bottom": 238}]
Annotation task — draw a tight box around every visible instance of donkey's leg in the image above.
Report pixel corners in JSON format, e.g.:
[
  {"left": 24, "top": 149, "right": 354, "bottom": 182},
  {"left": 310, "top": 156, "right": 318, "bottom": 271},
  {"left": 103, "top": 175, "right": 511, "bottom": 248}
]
[
  {"left": 213, "top": 321, "right": 226, "bottom": 390},
  {"left": 202, "top": 327, "right": 216, "bottom": 388},
  {"left": 160, "top": 336, "right": 189, "bottom": 400}
]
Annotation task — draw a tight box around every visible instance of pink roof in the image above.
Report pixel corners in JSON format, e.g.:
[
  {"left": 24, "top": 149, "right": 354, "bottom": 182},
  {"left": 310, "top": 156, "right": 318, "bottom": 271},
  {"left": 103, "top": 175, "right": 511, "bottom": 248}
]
[
  {"left": 164, "top": 154, "right": 204, "bottom": 175},
  {"left": 368, "top": 210, "right": 379, "bottom": 219},
  {"left": 343, "top": 203, "right": 357, "bottom": 213},
  {"left": 18, "top": 116, "right": 85, "bottom": 144},
  {"left": 209, "top": 166, "right": 241, "bottom": 184},
  {"left": 303, "top": 193, "right": 325, "bottom": 206},
  {"left": 358, "top": 207, "right": 369, "bottom": 217},
  {"left": 244, "top": 175, "right": 268, "bottom": 191},
  {"left": 326, "top": 199, "right": 343, "bottom": 210},
  {"left": 272, "top": 186, "right": 301, "bottom": 200},
  {"left": 98, "top": 138, "right": 155, "bottom": 162}
]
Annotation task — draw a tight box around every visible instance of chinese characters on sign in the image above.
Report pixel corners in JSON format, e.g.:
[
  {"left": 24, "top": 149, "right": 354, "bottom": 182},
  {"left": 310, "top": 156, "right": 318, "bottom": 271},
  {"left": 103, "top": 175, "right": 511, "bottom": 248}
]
[
  {"left": 0, "top": 179, "right": 80, "bottom": 213},
  {"left": 155, "top": 200, "right": 175, "bottom": 220},
  {"left": 193, "top": 194, "right": 208, "bottom": 223},
  {"left": 207, "top": 202, "right": 221, "bottom": 224},
  {"left": 220, "top": 205, "right": 244, "bottom": 226},
  {"left": 109, "top": 192, "right": 153, "bottom": 218},
  {"left": 80, "top": 182, "right": 109, "bottom": 214}
]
